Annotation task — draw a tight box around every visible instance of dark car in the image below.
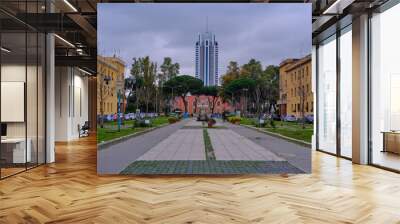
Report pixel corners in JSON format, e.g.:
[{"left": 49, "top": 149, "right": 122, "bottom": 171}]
[
  {"left": 271, "top": 114, "right": 281, "bottom": 121},
  {"left": 304, "top": 114, "right": 314, "bottom": 124},
  {"left": 283, "top": 115, "right": 297, "bottom": 122}
]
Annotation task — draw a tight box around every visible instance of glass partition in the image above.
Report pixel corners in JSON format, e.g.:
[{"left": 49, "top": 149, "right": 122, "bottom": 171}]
[
  {"left": 0, "top": 2, "right": 46, "bottom": 179},
  {"left": 1, "top": 31, "right": 28, "bottom": 177},
  {"left": 317, "top": 35, "right": 337, "bottom": 154},
  {"left": 339, "top": 26, "right": 352, "bottom": 158},
  {"left": 370, "top": 3, "right": 400, "bottom": 171}
]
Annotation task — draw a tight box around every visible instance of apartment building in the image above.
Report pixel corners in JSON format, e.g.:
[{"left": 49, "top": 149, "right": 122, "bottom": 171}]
[
  {"left": 97, "top": 55, "right": 126, "bottom": 115},
  {"left": 278, "top": 55, "right": 312, "bottom": 118}
]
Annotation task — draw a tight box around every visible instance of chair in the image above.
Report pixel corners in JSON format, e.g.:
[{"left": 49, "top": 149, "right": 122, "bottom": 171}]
[{"left": 79, "top": 121, "right": 90, "bottom": 138}]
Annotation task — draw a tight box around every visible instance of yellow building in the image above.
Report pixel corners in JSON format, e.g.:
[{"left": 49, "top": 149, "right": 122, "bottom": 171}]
[
  {"left": 278, "top": 55, "right": 312, "bottom": 118},
  {"left": 97, "top": 55, "right": 126, "bottom": 115}
]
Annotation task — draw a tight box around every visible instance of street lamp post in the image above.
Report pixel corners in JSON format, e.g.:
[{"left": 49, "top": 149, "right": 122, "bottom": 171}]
[
  {"left": 117, "top": 89, "right": 122, "bottom": 132},
  {"left": 243, "top": 88, "right": 248, "bottom": 117},
  {"left": 100, "top": 72, "right": 111, "bottom": 128},
  {"left": 164, "top": 85, "right": 182, "bottom": 114}
]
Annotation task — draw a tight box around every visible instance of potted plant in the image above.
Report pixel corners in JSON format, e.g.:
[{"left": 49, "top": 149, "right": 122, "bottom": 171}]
[
  {"left": 228, "top": 117, "right": 241, "bottom": 125},
  {"left": 168, "top": 117, "right": 179, "bottom": 124},
  {"left": 208, "top": 118, "right": 216, "bottom": 128}
]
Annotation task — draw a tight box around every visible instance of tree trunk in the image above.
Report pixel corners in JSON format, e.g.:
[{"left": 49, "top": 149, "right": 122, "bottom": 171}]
[
  {"left": 211, "top": 96, "right": 218, "bottom": 114},
  {"left": 135, "top": 87, "right": 139, "bottom": 111},
  {"left": 193, "top": 96, "right": 198, "bottom": 114},
  {"left": 181, "top": 95, "right": 188, "bottom": 113}
]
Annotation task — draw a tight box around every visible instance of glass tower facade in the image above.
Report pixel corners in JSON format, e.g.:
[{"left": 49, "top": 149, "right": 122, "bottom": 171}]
[{"left": 195, "top": 32, "right": 219, "bottom": 86}]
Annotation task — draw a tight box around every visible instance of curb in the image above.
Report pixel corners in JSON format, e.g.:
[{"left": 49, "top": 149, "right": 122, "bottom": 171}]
[
  {"left": 240, "top": 124, "right": 312, "bottom": 148},
  {"left": 98, "top": 123, "right": 170, "bottom": 150}
]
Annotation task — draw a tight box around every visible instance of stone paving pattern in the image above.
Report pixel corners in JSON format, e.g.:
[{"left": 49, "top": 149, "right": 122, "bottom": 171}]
[
  {"left": 98, "top": 120, "right": 189, "bottom": 174},
  {"left": 120, "top": 160, "right": 304, "bottom": 174},
  {"left": 99, "top": 118, "right": 310, "bottom": 174},
  {"left": 137, "top": 129, "right": 206, "bottom": 160},
  {"left": 184, "top": 119, "right": 226, "bottom": 128},
  {"left": 208, "top": 129, "right": 284, "bottom": 161},
  {"left": 228, "top": 124, "right": 311, "bottom": 173}
]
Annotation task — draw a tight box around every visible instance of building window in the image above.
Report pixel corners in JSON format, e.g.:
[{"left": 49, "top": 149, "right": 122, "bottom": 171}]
[
  {"left": 340, "top": 26, "right": 353, "bottom": 158},
  {"left": 317, "top": 34, "right": 337, "bottom": 154},
  {"left": 370, "top": 4, "right": 400, "bottom": 170}
]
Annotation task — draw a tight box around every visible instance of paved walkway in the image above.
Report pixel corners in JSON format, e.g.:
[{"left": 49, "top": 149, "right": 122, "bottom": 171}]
[
  {"left": 97, "top": 120, "right": 189, "bottom": 174},
  {"left": 99, "top": 118, "right": 309, "bottom": 174},
  {"left": 208, "top": 129, "right": 284, "bottom": 161},
  {"left": 137, "top": 129, "right": 205, "bottom": 160},
  {"left": 184, "top": 119, "right": 206, "bottom": 127},
  {"left": 228, "top": 124, "right": 311, "bottom": 173},
  {"left": 184, "top": 119, "right": 226, "bottom": 128}
]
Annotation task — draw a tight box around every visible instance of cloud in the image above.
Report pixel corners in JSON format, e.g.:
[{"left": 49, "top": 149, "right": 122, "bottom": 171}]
[{"left": 98, "top": 3, "right": 311, "bottom": 77}]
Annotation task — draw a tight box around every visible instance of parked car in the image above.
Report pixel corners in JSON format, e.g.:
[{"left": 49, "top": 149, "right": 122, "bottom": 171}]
[
  {"left": 304, "top": 114, "right": 314, "bottom": 124},
  {"left": 283, "top": 115, "right": 297, "bottom": 122},
  {"left": 269, "top": 114, "right": 281, "bottom": 121},
  {"left": 105, "top": 114, "right": 114, "bottom": 122}
]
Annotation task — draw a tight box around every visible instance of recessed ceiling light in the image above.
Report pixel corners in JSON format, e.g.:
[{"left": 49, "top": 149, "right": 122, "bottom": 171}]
[
  {"left": 54, "top": 34, "right": 75, "bottom": 48},
  {"left": 78, "top": 67, "right": 92, "bottom": 76},
  {"left": 63, "top": 0, "right": 78, "bottom": 12},
  {"left": 1, "top": 47, "right": 11, "bottom": 53}
]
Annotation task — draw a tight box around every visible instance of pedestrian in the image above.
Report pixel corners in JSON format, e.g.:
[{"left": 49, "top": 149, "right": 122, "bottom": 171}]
[{"left": 222, "top": 111, "right": 226, "bottom": 122}]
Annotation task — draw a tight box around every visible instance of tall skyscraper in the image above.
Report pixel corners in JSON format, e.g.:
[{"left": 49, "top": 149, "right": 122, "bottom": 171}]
[{"left": 195, "top": 30, "right": 219, "bottom": 86}]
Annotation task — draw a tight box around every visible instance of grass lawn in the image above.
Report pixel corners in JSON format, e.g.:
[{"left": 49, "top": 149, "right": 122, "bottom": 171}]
[
  {"left": 240, "top": 117, "right": 313, "bottom": 143},
  {"left": 97, "top": 116, "right": 171, "bottom": 143}
]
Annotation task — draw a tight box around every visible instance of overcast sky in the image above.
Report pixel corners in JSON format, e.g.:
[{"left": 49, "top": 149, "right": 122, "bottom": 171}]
[{"left": 98, "top": 3, "right": 311, "bottom": 77}]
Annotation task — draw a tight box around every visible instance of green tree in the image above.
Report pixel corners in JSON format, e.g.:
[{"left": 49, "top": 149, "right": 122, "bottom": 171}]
[
  {"left": 125, "top": 76, "right": 143, "bottom": 103},
  {"left": 223, "top": 78, "right": 255, "bottom": 106},
  {"left": 222, "top": 61, "right": 240, "bottom": 86},
  {"left": 163, "top": 75, "right": 203, "bottom": 113},
  {"left": 129, "top": 56, "right": 157, "bottom": 113},
  {"left": 160, "top": 57, "right": 180, "bottom": 80},
  {"left": 262, "top": 65, "right": 280, "bottom": 113},
  {"left": 201, "top": 86, "right": 219, "bottom": 114},
  {"left": 240, "top": 59, "right": 263, "bottom": 79}
]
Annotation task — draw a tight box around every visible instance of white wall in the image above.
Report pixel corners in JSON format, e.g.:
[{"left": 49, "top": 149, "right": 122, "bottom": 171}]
[
  {"left": 54, "top": 67, "right": 89, "bottom": 141},
  {"left": 1, "top": 65, "right": 34, "bottom": 138}
]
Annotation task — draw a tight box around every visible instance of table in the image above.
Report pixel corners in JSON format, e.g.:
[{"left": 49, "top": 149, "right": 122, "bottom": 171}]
[{"left": 1, "top": 138, "right": 31, "bottom": 163}]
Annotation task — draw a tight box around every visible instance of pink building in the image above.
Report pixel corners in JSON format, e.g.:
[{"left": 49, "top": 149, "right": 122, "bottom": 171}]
[{"left": 173, "top": 95, "right": 233, "bottom": 115}]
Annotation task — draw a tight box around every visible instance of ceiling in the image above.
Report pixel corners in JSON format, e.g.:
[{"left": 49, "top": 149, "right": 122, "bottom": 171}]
[{"left": 0, "top": 0, "right": 393, "bottom": 73}]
